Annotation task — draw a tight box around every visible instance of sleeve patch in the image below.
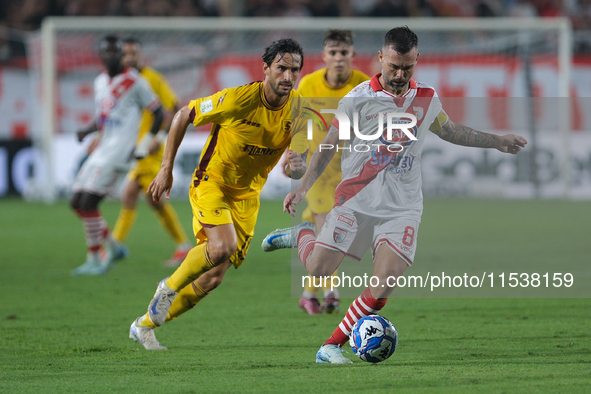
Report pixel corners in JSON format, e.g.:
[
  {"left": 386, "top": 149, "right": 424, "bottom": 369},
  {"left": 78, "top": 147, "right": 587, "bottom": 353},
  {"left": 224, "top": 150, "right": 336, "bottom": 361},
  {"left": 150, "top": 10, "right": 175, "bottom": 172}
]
[{"left": 200, "top": 99, "right": 213, "bottom": 114}]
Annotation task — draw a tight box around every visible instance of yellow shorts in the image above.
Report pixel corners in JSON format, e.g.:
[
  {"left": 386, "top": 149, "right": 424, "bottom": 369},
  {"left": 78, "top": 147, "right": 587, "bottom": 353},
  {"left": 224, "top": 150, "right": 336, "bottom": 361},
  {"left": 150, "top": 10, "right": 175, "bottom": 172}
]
[
  {"left": 304, "top": 175, "right": 340, "bottom": 216},
  {"left": 128, "top": 153, "right": 162, "bottom": 192},
  {"left": 189, "top": 180, "right": 259, "bottom": 268}
]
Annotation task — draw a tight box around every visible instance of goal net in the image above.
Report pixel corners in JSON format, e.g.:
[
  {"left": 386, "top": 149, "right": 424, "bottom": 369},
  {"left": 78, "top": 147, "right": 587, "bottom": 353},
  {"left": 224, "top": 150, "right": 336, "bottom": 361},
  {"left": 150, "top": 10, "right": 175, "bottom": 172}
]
[{"left": 28, "top": 17, "right": 573, "bottom": 201}]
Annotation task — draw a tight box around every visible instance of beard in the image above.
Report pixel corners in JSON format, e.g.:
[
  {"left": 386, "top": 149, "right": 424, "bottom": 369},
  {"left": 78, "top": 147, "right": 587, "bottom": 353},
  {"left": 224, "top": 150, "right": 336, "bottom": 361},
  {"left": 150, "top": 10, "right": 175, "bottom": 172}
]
[
  {"left": 271, "top": 81, "right": 293, "bottom": 97},
  {"left": 384, "top": 75, "right": 409, "bottom": 93}
]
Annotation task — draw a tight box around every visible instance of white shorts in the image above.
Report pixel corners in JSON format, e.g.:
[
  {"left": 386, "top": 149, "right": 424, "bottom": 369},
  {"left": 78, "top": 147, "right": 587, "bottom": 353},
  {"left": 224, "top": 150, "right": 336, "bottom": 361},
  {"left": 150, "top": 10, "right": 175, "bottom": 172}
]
[
  {"left": 72, "top": 159, "right": 127, "bottom": 197},
  {"left": 315, "top": 206, "right": 419, "bottom": 266}
]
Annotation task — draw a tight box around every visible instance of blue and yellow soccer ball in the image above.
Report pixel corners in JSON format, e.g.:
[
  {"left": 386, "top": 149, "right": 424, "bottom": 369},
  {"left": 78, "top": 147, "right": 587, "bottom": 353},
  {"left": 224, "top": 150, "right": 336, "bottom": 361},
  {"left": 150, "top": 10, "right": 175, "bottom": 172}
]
[{"left": 349, "top": 315, "right": 398, "bottom": 363}]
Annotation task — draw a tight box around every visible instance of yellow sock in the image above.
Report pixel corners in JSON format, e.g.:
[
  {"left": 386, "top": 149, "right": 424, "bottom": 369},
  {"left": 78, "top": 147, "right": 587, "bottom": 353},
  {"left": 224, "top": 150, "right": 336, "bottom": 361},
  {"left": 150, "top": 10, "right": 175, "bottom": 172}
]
[
  {"left": 304, "top": 275, "right": 322, "bottom": 296},
  {"left": 139, "top": 313, "right": 157, "bottom": 328},
  {"left": 112, "top": 207, "right": 137, "bottom": 242},
  {"left": 166, "top": 244, "right": 216, "bottom": 291},
  {"left": 155, "top": 203, "right": 189, "bottom": 245},
  {"left": 323, "top": 270, "right": 339, "bottom": 293},
  {"left": 166, "top": 282, "right": 210, "bottom": 322}
]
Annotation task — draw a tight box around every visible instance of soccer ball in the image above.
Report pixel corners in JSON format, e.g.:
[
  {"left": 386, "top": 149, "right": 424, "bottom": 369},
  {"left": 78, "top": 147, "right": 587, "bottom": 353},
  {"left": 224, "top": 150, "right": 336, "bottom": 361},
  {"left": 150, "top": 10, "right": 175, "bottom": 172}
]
[{"left": 349, "top": 315, "right": 398, "bottom": 363}]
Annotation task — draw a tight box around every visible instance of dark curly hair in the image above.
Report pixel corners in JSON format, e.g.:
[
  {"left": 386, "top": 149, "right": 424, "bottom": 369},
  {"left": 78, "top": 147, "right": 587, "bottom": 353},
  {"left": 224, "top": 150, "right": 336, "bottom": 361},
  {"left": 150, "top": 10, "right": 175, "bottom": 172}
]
[{"left": 262, "top": 38, "right": 304, "bottom": 71}]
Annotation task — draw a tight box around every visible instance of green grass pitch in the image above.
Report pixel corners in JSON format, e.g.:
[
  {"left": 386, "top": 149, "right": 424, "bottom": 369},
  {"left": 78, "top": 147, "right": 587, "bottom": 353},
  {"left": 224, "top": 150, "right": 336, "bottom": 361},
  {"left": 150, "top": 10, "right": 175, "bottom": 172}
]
[{"left": 1, "top": 198, "right": 590, "bottom": 393}]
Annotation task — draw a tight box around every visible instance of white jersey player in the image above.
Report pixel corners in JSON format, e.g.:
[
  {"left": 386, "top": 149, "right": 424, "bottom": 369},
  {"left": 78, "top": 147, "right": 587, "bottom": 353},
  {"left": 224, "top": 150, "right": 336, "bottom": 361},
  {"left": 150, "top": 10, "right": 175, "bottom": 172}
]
[
  {"left": 262, "top": 26, "right": 528, "bottom": 364},
  {"left": 70, "top": 35, "right": 163, "bottom": 276}
]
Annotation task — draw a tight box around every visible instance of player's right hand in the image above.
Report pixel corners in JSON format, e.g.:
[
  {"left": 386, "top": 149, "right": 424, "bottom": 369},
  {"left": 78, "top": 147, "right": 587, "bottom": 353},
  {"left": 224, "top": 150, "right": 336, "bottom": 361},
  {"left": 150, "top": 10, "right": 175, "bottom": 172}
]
[
  {"left": 283, "top": 188, "right": 306, "bottom": 217},
  {"left": 148, "top": 169, "right": 173, "bottom": 202}
]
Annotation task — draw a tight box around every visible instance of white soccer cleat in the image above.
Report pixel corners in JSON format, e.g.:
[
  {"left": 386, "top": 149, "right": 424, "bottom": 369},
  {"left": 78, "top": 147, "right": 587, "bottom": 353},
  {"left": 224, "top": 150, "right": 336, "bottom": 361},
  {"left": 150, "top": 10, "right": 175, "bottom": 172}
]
[
  {"left": 72, "top": 257, "right": 107, "bottom": 276},
  {"left": 105, "top": 241, "right": 128, "bottom": 268},
  {"left": 316, "top": 344, "right": 353, "bottom": 364},
  {"left": 147, "top": 277, "right": 177, "bottom": 326},
  {"left": 129, "top": 318, "right": 167, "bottom": 350},
  {"left": 261, "top": 221, "right": 316, "bottom": 252}
]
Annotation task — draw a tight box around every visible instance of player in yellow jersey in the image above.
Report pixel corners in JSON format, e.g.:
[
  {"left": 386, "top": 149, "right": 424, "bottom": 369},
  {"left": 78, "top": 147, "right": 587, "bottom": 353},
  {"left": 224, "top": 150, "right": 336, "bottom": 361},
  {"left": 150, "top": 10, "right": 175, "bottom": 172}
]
[
  {"left": 291, "top": 30, "right": 369, "bottom": 315},
  {"left": 108, "top": 37, "right": 192, "bottom": 267},
  {"left": 128, "top": 39, "right": 309, "bottom": 350}
]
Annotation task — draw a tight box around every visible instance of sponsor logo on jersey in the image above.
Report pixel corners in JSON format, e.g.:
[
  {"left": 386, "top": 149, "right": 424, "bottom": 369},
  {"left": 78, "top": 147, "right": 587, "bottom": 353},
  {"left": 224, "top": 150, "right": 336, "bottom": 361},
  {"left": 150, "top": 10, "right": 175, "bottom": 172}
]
[
  {"left": 393, "top": 241, "right": 413, "bottom": 255},
  {"left": 239, "top": 119, "right": 261, "bottom": 127},
  {"left": 200, "top": 99, "right": 213, "bottom": 114},
  {"left": 333, "top": 227, "right": 348, "bottom": 243},
  {"left": 242, "top": 144, "right": 282, "bottom": 156},
  {"left": 378, "top": 118, "right": 418, "bottom": 147},
  {"left": 337, "top": 214, "right": 354, "bottom": 227},
  {"left": 211, "top": 209, "right": 222, "bottom": 217}
]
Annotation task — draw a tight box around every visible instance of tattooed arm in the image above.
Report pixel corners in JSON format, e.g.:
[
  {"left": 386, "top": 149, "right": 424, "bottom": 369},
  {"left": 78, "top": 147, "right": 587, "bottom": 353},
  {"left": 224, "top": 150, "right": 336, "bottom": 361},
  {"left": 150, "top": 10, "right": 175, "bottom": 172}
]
[
  {"left": 283, "top": 125, "right": 340, "bottom": 216},
  {"left": 431, "top": 118, "right": 528, "bottom": 154}
]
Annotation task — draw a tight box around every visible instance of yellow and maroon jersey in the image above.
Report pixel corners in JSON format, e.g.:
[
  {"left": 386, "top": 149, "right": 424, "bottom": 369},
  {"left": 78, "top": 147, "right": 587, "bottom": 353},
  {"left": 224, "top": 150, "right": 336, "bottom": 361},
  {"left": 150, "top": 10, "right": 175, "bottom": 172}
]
[
  {"left": 137, "top": 66, "right": 178, "bottom": 141},
  {"left": 295, "top": 68, "right": 370, "bottom": 195},
  {"left": 187, "top": 82, "right": 306, "bottom": 200}
]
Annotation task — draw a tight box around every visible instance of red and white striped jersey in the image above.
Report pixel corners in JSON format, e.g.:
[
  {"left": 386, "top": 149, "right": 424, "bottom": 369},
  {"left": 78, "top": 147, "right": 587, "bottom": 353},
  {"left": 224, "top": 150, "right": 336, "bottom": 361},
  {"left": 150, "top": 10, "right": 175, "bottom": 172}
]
[
  {"left": 89, "top": 67, "right": 160, "bottom": 168},
  {"left": 332, "top": 73, "right": 446, "bottom": 221}
]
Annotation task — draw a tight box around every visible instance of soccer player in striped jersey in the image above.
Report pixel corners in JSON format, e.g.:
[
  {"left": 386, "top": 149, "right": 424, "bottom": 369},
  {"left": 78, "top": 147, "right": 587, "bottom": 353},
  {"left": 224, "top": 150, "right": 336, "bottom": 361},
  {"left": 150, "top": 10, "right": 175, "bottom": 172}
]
[
  {"left": 263, "top": 26, "right": 527, "bottom": 363},
  {"left": 288, "top": 29, "right": 369, "bottom": 315},
  {"left": 129, "top": 39, "right": 309, "bottom": 350},
  {"left": 71, "top": 35, "right": 163, "bottom": 275},
  {"left": 110, "top": 37, "right": 192, "bottom": 267}
]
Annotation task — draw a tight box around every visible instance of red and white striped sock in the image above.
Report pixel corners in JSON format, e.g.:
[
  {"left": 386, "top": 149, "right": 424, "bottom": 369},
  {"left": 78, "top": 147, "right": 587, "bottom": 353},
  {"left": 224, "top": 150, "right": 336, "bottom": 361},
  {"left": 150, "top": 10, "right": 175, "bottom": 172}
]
[
  {"left": 98, "top": 216, "right": 113, "bottom": 247},
  {"left": 80, "top": 210, "right": 105, "bottom": 257},
  {"left": 323, "top": 287, "right": 388, "bottom": 347},
  {"left": 297, "top": 229, "right": 315, "bottom": 268}
]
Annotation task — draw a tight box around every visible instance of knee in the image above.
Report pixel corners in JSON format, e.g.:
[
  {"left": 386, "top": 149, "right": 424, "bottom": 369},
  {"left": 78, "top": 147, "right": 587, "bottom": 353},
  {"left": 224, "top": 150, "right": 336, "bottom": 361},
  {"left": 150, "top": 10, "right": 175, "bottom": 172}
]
[
  {"left": 207, "top": 239, "right": 237, "bottom": 264},
  {"left": 70, "top": 194, "right": 80, "bottom": 211}
]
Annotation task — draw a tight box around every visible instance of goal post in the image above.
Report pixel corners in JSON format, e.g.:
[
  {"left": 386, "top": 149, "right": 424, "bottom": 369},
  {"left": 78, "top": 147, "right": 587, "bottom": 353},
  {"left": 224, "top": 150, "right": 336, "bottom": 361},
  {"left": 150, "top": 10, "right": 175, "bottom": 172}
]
[{"left": 32, "top": 16, "right": 573, "bottom": 201}]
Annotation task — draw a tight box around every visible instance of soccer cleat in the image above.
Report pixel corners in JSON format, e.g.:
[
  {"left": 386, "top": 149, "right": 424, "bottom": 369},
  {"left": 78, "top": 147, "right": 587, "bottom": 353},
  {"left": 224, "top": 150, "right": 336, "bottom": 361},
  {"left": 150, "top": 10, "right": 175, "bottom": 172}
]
[
  {"left": 72, "top": 258, "right": 107, "bottom": 276},
  {"left": 261, "top": 221, "right": 316, "bottom": 252},
  {"left": 129, "top": 317, "right": 167, "bottom": 350},
  {"left": 299, "top": 297, "right": 322, "bottom": 315},
  {"left": 147, "top": 278, "right": 177, "bottom": 327},
  {"left": 322, "top": 291, "right": 339, "bottom": 314},
  {"left": 163, "top": 247, "right": 191, "bottom": 267},
  {"left": 105, "top": 241, "right": 128, "bottom": 268},
  {"left": 316, "top": 344, "right": 353, "bottom": 364}
]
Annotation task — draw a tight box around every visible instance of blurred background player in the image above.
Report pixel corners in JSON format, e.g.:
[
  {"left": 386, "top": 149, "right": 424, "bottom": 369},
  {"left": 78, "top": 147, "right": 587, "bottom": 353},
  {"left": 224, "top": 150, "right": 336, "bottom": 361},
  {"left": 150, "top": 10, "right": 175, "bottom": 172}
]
[
  {"left": 283, "top": 30, "right": 369, "bottom": 315},
  {"left": 129, "top": 39, "right": 308, "bottom": 350},
  {"left": 71, "top": 35, "right": 163, "bottom": 275},
  {"left": 110, "top": 37, "right": 192, "bottom": 267}
]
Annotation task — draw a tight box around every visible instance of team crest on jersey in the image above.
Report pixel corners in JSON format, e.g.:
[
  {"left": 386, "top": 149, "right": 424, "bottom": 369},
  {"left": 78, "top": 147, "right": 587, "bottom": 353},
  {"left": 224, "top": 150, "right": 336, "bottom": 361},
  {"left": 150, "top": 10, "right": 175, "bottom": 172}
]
[
  {"left": 100, "top": 96, "right": 116, "bottom": 110},
  {"left": 283, "top": 120, "right": 291, "bottom": 133},
  {"left": 333, "top": 227, "right": 348, "bottom": 243},
  {"left": 413, "top": 106, "right": 424, "bottom": 121}
]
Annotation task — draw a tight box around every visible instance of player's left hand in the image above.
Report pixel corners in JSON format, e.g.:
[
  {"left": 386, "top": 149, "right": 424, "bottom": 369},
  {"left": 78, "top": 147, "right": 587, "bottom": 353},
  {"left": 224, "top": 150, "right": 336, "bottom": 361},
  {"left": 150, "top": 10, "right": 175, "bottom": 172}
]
[
  {"left": 147, "top": 168, "right": 173, "bottom": 202},
  {"left": 497, "top": 134, "right": 528, "bottom": 154},
  {"left": 283, "top": 187, "right": 306, "bottom": 217}
]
